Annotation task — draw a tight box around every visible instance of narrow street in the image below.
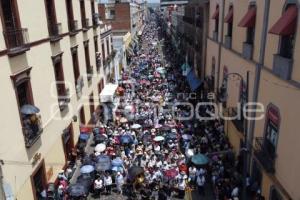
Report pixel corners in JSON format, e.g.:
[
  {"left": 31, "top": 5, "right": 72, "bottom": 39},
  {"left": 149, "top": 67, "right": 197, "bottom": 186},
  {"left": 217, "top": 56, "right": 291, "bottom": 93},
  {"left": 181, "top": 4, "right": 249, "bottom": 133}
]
[{"left": 66, "top": 12, "right": 239, "bottom": 200}]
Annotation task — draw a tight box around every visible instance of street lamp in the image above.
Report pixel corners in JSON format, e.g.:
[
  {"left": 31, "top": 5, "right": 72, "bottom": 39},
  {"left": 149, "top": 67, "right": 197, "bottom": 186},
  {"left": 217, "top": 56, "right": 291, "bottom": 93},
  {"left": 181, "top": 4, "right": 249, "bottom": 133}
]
[{"left": 221, "top": 71, "right": 250, "bottom": 200}]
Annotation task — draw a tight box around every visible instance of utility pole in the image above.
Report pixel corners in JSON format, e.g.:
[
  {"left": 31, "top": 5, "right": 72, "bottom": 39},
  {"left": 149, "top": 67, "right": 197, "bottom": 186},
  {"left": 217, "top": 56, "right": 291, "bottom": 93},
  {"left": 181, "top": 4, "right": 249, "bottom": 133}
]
[{"left": 242, "top": 70, "right": 250, "bottom": 200}]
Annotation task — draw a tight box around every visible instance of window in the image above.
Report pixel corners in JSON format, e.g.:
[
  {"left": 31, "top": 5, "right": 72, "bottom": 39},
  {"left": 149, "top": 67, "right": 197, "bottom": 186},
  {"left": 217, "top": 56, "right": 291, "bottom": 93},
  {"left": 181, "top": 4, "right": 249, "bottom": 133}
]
[
  {"left": 79, "top": 106, "right": 86, "bottom": 125},
  {"left": 84, "top": 41, "right": 91, "bottom": 74},
  {"left": 110, "top": 10, "right": 115, "bottom": 16},
  {"left": 89, "top": 93, "right": 95, "bottom": 117},
  {"left": 106, "top": 38, "right": 110, "bottom": 55},
  {"left": 264, "top": 105, "right": 280, "bottom": 159},
  {"left": 71, "top": 47, "right": 80, "bottom": 85},
  {"left": 66, "top": 0, "right": 74, "bottom": 31},
  {"left": 269, "top": 4, "right": 297, "bottom": 59},
  {"left": 80, "top": 0, "right": 87, "bottom": 28},
  {"left": 45, "top": 0, "right": 57, "bottom": 36},
  {"left": 54, "top": 61, "right": 66, "bottom": 97},
  {"left": 238, "top": 5, "right": 256, "bottom": 44},
  {"left": 0, "top": 0, "right": 20, "bottom": 30},
  {"left": 102, "top": 43, "right": 106, "bottom": 60},
  {"left": 17, "top": 81, "right": 32, "bottom": 107},
  {"left": 225, "top": 6, "right": 233, "bottom": 37}
]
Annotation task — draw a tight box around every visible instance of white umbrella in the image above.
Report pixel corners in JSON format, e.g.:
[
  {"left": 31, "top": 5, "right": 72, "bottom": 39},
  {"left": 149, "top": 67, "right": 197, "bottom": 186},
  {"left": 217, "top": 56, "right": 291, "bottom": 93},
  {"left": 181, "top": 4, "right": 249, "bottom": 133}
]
[
  {"left": 182, "top": 134, "right": 192, "bottom": 140},
  {"left": 185, "top": 149, "right": 194, "bottom": 158},
  {"left": 155, "top": 124, "right": 162, "bottom": 129},
  {"left": 153, "top": 136, "right": 165, "bottom": 142},
  {"left": 120, "top": 117, "right": 128, "bottom": 123},
  {"left": 131, "top": 124, "right": 142, "bottom": 129},
  {"left": 95, "top": 143, "right": 106, "bottom": 153}
]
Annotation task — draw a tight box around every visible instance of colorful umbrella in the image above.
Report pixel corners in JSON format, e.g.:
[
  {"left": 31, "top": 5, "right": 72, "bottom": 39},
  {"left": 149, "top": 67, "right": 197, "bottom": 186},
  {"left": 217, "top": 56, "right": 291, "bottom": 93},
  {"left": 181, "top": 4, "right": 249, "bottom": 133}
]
[
  {"left": 120, "top": 135, "right": 133, "bottom": 144},
  {"left": 191, "top": 154, "right": 209, "bottom": 165},
  {"left": 112, "top": 166, "right": 123, "bottom": 172},
  {"left": 80, "top": 165, "right": 95, "bottom": 174},
  {"left": 153, "top": 136, "right": 165, "bottom": 142},
  {"left": 20, "top": 104, "right": 40, "bottom": 115},
  {"left": 163, "top": 168, "right": 178, "bottom": 179},
  {"left": 112, "top": 157, "right": 123, "bottom": 167},
  {"left": 95, "top": 143, "right": 106, "bottom": 153}
]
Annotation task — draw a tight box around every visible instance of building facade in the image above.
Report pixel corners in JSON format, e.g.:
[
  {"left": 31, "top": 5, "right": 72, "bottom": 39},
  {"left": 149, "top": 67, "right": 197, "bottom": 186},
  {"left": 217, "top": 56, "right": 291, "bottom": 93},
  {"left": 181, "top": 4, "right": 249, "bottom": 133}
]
[
  {"left": 0, "top": 0, "right": 108, "bottom": 199},
  {"left": 206, "top": 0, "right": 300, "bottom": 199}
]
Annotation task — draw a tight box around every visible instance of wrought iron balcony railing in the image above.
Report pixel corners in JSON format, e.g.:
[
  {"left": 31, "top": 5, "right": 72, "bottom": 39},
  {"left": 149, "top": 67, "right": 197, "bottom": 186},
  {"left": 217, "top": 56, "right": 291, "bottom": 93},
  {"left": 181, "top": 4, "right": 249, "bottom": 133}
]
[
  {"left": 22, "top": 114, "right": 43, "bottom": 148},
  {"left": 70, "top": 20, "right": 79, "bottom": 33},
  {"left": 58, "top": 88, "right": 70, "bottom": 111},
  {"left": 254, "top": 137, "right": 276, "bottom": 173},
  {"left": 3, "top": 28, "right": 29, "bottom": 53}
]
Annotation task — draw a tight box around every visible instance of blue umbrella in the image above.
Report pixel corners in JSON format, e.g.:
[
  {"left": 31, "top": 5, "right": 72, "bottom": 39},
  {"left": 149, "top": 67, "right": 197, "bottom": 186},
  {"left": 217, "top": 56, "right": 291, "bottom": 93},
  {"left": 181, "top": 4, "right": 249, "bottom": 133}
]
[
  {"left": 191, "top": 154, "right": 209, "bottom": 165},
  {"left": 112, "top": 157, "right": 123, "bottom": 167},
  {"left": 20, "top": 104, "right": 40, "bottom": 115},
  {"left": 120, "top": 135, "right": 133, "bottom": 144},
  {"left": 112, "top": 166, "right": 123, "bottom": 172},
  {"left": 79, "top": 134, "right": 89, "bottom": 141},
  {"left": 96, "top": 158, "right": 111, "bottom": 172},
  {"left": 80, "top": 165, "right": 95, "bottom": 174}
]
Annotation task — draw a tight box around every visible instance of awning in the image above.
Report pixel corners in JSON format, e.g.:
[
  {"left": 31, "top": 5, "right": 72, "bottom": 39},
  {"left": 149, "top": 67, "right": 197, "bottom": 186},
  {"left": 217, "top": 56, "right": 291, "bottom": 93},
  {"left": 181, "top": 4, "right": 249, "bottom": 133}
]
[
  {"left": 238, "top": 7, "right": 256, "bottom": 28},
  {"left": 100, "top": 84, "right": 118, "bottom": 103},
  {"left": 187, "top": 70, "right": 202, "bottom": 91},
  {"left": 211, "top": 6, "right": 219, "bottom": 19},
  {"left": 269, "top": 5, "right": 298, "bottom": 36},
  {"left": 225, "top": 7, "right": 233, "bottom": 23},
  {"left": 137, "top": 30, "right": 143, "bottom": 36}
]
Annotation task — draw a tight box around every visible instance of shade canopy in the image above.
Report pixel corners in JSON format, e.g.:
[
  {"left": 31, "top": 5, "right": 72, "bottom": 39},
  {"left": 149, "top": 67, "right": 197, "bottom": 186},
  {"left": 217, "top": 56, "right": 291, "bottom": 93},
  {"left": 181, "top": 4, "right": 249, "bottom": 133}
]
[
  {"left": 269, "top": 5, "right": 298, "bottom": 36},
  {"left": 224, "top": 7, "right": 233, "bottom": 23},
  {"left": 67, "top": 184, "right": 89, "bottom": 197},
  {"left": 238, "top": 7, "right": 256, "bottom": 28},
  {"left": 96, "top": 156, "right": 111, "bottom": 171},
  {"left": 211, "top": 6, "right": 219, "bottom": 19},
  {"left": 100, "top": 83, "right": 118, "bottom": 103}
]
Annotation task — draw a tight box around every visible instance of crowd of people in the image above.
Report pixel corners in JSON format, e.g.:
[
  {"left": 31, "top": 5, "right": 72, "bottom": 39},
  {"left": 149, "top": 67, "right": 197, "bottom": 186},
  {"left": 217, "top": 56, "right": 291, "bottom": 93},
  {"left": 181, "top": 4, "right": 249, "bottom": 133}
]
[{"left": 48, "top": 12, "right": 267, "bottom": 200}]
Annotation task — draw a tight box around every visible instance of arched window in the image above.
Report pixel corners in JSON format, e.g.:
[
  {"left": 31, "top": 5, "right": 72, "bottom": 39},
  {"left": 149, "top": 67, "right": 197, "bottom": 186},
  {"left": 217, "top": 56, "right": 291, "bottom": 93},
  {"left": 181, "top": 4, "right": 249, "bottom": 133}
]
[{"left": 270, "top": 186, "right": 282, "bottom": 200}]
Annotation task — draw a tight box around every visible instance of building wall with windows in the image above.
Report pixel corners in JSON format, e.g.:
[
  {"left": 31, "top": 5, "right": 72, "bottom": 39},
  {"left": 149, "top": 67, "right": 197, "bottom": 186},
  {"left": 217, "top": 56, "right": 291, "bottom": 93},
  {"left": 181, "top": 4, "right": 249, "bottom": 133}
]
[
  {"left": 206, "top": 0, "right": 300, "bottom": 199},
  {"left": 0, "top": 1, "right": 105, "bottom": 199}
]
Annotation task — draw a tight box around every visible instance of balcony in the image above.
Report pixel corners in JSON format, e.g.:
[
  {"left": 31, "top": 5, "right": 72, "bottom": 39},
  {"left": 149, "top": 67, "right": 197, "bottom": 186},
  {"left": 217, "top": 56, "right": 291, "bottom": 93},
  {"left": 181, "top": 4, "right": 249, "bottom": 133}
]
[
  {"left": 212, "top": 31, "right": 218, "bottom": 42},
  {"left": 82, "top": 18, "right": 90, "bottom": 30},
  {"left": 3, "top": 28, "right": 30, "bottom": 56},
  {"left": 272, "top": 54, "right": 293, "bottom": 80},
  {"left": 224, "top": 35, "right": 232, "bottom": 49},
  {"left": 49, "top": 23, "right": 62, "bottom": 42},
  {"left": 58, "top": 88, "right": 70, "bottom": 111},
  {"left": 254, "top": 137, "right": 276, "bottom": 173},
  {"left": 242, "top": 42, "right": 253, "bottom": 60},
  {"left": 87, "top": 67, "right": 94, "bottom": 83},
  {"left": 92, "top": 13, "right": 99, "bottom": 27},
  {"left": 69, "top": 20, "right": 79, "bottom": 35},
  {"left": 22, "top": 114, "right": 43, "bottom": 148}
]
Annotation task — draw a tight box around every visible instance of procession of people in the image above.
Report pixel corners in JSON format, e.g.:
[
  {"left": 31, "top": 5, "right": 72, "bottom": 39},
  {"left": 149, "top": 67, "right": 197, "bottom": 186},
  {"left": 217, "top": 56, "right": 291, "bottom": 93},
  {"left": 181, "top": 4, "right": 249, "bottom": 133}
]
[{"left": 49, "top": 12, "right": 259, "bottom": 200}]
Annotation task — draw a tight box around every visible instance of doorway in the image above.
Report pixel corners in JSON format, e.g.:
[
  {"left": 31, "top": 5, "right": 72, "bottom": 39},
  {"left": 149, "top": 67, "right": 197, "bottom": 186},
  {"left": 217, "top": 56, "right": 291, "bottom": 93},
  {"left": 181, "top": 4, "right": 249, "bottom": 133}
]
[
  {"left": 62, "top": 124, "right": 74, "bottom": 163},
  {"left": 31, "top": 160, "right": 47, "bottom": 200}
]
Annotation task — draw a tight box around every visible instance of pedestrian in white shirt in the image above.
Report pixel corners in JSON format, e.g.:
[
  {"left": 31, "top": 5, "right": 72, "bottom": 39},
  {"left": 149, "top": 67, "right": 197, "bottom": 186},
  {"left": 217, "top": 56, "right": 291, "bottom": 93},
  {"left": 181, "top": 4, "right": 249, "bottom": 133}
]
[
  {"left": 104, "top": 174, "right": 112, "bottom": 195},
  {"left": 188, "top": 166, "right": 197, "bottom": 184},
  {"left": 116, "top": 172, "right": 124, "bottom": 194},
  {"left": 197, "top": 174, "right": 206, "bottom": 196},
  {"left": 94, "top": 177, "right": 104, "bottom": 196}
]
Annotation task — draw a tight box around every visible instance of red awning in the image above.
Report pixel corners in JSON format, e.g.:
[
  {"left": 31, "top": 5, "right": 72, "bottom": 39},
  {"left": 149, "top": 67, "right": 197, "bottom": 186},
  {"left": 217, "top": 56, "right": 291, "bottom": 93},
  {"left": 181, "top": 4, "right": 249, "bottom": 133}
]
[
  {"left": 269, "top": 5, "right": 298, "bottom": 36},
  {"left": 211, "top": 7, "right": 219, "bottom": 19},
  {"left": 238, "top": 7, "right": 256, "bottom": 27},
  {"left": 225, "top": 7, "right": 233, "bottom": 23}
]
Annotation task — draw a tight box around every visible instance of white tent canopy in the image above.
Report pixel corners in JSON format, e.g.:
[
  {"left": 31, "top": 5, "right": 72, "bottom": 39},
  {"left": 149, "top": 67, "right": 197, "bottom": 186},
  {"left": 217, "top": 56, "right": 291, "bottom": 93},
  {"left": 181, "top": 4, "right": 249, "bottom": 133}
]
[{"left": 100, "top": 84, "right": 118, "bottom": 103}]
